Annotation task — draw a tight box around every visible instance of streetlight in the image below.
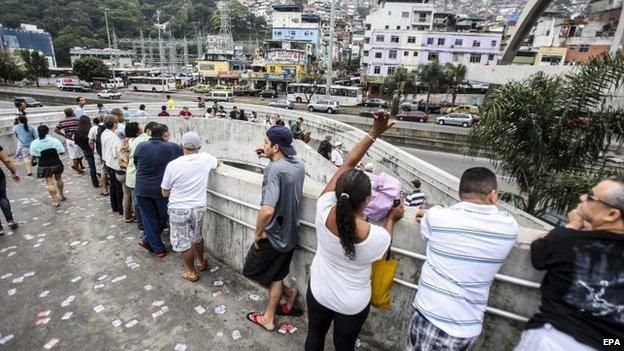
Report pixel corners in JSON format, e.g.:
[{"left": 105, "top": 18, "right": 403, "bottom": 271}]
[
  {"left": 103, "top": 8, "right": 115, "bottom": 78},
  {"left": 325, "top": 0, "right": 335, "bottom": 98}
]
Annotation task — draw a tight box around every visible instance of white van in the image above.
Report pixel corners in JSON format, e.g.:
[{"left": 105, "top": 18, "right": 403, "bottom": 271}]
[{"left": 206, "top": 90, "right": 233, "bottom": 102}]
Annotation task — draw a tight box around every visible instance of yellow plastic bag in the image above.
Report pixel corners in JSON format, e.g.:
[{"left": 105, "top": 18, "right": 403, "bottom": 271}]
[{"left": 370, "top": 250, "right": 398, "bottom": 310}]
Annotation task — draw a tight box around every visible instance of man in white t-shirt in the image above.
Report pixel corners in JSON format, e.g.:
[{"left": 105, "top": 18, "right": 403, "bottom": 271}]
[
  {"left": 161, "top": 131, "right": 219, "bottom": 282},
  {"left": 331, "top": 142, "right": 344, "bottom": 166}
]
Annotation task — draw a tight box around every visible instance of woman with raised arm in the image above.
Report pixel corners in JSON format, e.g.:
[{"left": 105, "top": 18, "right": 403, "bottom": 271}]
[{"left": 305, "top": 111, "right": 405, "bottom": 351}]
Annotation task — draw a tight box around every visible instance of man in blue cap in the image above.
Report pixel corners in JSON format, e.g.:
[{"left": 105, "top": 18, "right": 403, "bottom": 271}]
[{"left": 244, "top": 125, "right": 306, "bottom": 332}]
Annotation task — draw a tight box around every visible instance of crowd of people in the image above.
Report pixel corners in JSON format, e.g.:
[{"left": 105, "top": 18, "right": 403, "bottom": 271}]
[{"left": 3, "top": 99, "right": 622, "bottom": 351}]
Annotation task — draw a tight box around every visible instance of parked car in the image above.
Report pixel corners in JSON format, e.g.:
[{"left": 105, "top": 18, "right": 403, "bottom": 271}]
[
  {"left": 416, "top": 101, "right": 442, "bottom": 113},
  {"left": 450, "top": 104, "right": 480, "bottom": 115},
  {"left": 259, "top": 89, "right": 278, "bottom": 98},
  {"left": 307, "top": 100, "right": 340, "bottom": 114},
  {"left": 234, "top": 86, "right": 260, "bottom": 96},
  {"left": 269, "top": 99, "right": 294, "bottom": 109},
  {"left": 363, "top": 98, "right": 388, "bottom": 108},
  {"left": 358, "top": 110, "right": 375, "bottom": 118},
  {"left": 436, "top": 113, "right": 474, "bottom": 127},
  {"left": 191, "top": 84, "right": 212, "bottom": 93},
  {"left": 537, "top": 212, "right": 568, "bottom": 228},
  {"left": 13, "top": 96, "right": 43, "bottom": 108},
  {"left": 97, "top": 90, "right": 122, "bottom": 100},
  {"left": 396, "top": 109, "right": 429, "bottom": 123},
  {"left": 205, "top": 90, "right": 234, "bottom": 102}
]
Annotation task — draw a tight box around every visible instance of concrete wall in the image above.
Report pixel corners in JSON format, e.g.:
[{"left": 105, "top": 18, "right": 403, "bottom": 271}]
[{"left": 204, "top": 165, "right": 544, "bottom": 351}]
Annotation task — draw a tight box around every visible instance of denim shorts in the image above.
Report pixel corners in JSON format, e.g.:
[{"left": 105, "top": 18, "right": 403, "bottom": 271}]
[{"left": 168, "top": 207, "right": 206, "bottom": 252}]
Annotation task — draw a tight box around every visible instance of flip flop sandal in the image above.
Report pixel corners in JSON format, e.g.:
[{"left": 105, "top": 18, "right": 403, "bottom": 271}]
[
  {"left": 8, "top": 222, "right": 18, "bottom": 229},
  {"left": 276, "top": 303, "right": 304, "bottom": 317},
  {"left": 196, "top": 259, "right": 207, "bottom": 271},
  {"left": 52, "top": 202, "right": 60, "bottom": 207},
  {"left": 246, "top": 312, "right": 275, "bottom": 332},
  {"left": 181, "top": 270, "right": 199, "bottom": 282}
]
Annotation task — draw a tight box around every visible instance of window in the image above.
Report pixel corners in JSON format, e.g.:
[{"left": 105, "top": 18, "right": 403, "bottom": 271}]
[
  {"left": 391, "top": 35, "right": 399, "bottom": 43},
  {"left": 473, "top": 40, "right": 481, "bottom": 47},
  {"left": 488, "top": 54, "right": 495, "bottom": 61},
  {"left": 374, "top": 66, "right": 381, "bottom": 74},
  {"left": 402, "top": 11, "right": 409, "bottom": 18},
  {"left": 376, "top": 35, "right": 384, "bottom": 42},
  {"left": 454, "top": 39, "right": 463, "bottom": 46},
  {"left": 413, "top": 51, "right": 418, "bottom": 57},
  {"left": 365, "top": 24, "right": 371, "bottom": 30},
  {"left": 389, "top": 50, "right": 397, "bottom": 59},
  {"left": 374, "top": 52, "right": 382, "bottom": 58},
  {"left": 363, "top": 50, "right": 369, "bottom": 57},
  {"left": 385, "top": 25, "right": 389, "bottom": 29},
  {"left": 406, "top": 26, "right": 410, "bottom": 30},
  {"left": 408, "top": 36, "right": 416, "bottom": 43},
  {"left": 364, "top": 37, "right": 370, "bottom": 44},
  {"left": 428, "top": 52, "right": 438, "bottom": 61},
  {"left": 419, "top": 13, "right": 427, "bottom": 22},
  {"left": 269, "top": 66, "right": 276, "bottom": 73},
  {"left": 452, "top": 53, "right": 462, "bottom": 62},
  {"left": 388, "top": 11, "right": 392, "bottom": 15},
  {"left": 579, "top": 45, "right": 589, "bottom": 52},
  {"left": 387, "top": 67, "right": 396, "bottom": 74},
  {"left": 491, "top": 40, "right": 497, "bottom": 47},
  {"left": 469, "top": 53, "right": 482, "bottom": 63},
  {"left": 397, "top": 26, "right": 401, "bottom": 30},
  {"left": 426, "top": 38, "right": 434, "bottom": 45},
  {"left": 569, "top": 45, "right": 577, "bottom": 50},
  {"left": 437, "top": 38, "right": 445, "bottom": 45},
  {"left": 404, "top": 51, "right": 410, "bottom": 56}
]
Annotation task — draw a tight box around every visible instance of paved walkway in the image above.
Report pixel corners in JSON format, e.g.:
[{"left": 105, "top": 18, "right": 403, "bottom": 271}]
[{"left": 0, "top": 159, "right": 322, "bottom": 350}]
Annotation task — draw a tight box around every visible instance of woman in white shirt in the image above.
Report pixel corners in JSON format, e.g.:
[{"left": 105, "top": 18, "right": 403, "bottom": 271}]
[{"left": 305, "top": 111, "right": 405, "bottom": 351}]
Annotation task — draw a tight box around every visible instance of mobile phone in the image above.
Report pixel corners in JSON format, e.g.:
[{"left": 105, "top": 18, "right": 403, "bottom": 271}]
[{"left": 393, "top": 199, "right": 401, "bottom": 207}]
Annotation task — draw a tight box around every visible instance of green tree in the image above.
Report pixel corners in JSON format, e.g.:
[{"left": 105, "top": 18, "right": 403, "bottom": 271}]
[
  {"left": 382, "top": 67, "right": 417, "bottom": 116},
  {"left": 0, "top": 51, "right": 25, "bottom": 82},
  {"left": 18, "top": 50, "right": 50, "bottom": 87},
  {"left": 73, "top": 57, "right": 111, "bottom": 82},
  {"left": 444, "top": 63, "right": 467, "bottom": 106},
  {"left": 468, "top": 53, "right": 624, "bottom": 215},
  {"left": 297, "top": 70, "right": 324, "bottom": 103},
  {"left": 417, "top": 60, "right": 445, "bottom": 112}
]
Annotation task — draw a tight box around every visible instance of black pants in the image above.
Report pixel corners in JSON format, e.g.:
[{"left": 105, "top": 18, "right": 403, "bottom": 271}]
[
  {"left": 106, "top": 167, "right": 123, "bottom": 215},
  {"left": 0, "top": 175, "right": 14, "bottom": 229},
  {"left": 305, "top": 284, "right": 370, "bottom": 351},
  {"left": 84, "top": 153, "right": 99, "bottom": 188}
]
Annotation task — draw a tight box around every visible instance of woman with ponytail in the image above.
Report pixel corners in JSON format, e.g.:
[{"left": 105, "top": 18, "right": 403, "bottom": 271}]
[
  {"left": 305, "top": 111, "right": 405, "bottom": 351},
  {"left": 29, "top": 125, "right": 66, "bottom": 207},
  {"left": 12, "top": 115, "right": 37, "bottom": 176}
]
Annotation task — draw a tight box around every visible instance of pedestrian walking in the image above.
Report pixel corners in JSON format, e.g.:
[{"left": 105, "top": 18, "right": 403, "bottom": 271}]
[
  {"left": 54, "top": 108, "right": 84, "bottom": 175},
  {"left": 244, "top": 125, "right": 306, "bottom": 332},
  {"left": 12, "top": 115, "right": 37, "bottom": 176},
  {"left": 408, "top": 167, "right": 519, "bottom": 351},
  {"left": 74, "top": 97, "right": 86, "bottom": 117},
  {"left": 161, "top": 132, "right": 219, "bottom": 281},
  {"left": 29, "top": 125, "right": 66, "bottom": 207},
  {"left": 0, "top": 145, "right": 20, "bottom": 235},
  {"left": 514, "top": 176, "right": 624, "bottom": 351},
  {"left": 166, "top": 95, "right": 176, "bottom": 110},
  {"left": 305, "top": 111, "right": 403, "bottom": 351},
  {"left": 134, "top": 123, "right": 183, "bottom": 258},
  {"left": 100, "top": 115, "right": 124, "bottom": 215}
]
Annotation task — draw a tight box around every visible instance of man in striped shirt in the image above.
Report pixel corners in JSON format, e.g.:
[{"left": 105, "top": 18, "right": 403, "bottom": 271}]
[
  {"left": 405, "top": 179, "right": 426, "bottom": 207},
  {"left": 54, "top": 108, "right": 84, "bottom": 175},
  {"left": 408, "top": 167, "right": 519, "bottom": 350}
]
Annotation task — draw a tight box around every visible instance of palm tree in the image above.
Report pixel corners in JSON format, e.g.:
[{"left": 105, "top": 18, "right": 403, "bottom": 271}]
[
  {"left": 382, "top": 67, "right": 417, "bottom": 115},
  {"left": 417, "top": 60, "right": 445, "bottom": 112},
  {"left": 469, "top": 52, "right": 624, "bottom": 215},
  {"left": 444, "top": 63, "right": 467, "bottom": 106}
]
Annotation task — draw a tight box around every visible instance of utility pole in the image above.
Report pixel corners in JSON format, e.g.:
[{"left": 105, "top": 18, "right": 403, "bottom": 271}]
[
  {"left": 103, "top": 8, "right": 112, "bottom": 49},
  {"left": 155, "top": 9, "right": 166, "bottom": 71},
  {"left": 325, "top": 0, "right": 336, "bottom": 98}
]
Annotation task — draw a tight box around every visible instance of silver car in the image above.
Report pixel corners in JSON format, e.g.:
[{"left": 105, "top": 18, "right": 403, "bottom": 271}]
[
  {"left": 269, "top": 99, "right": 294, "bottom": 109},
  {"left": 307, "top": 100, "right": 340, "bottom": 114},
  {"left": 436, "top": 113, "right": 474, "bottom": 127}
]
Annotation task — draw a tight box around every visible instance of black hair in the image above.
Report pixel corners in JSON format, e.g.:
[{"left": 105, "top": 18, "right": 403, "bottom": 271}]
[
  {"left": 166, "top": 95, "right": 171, "bottom": 99},
  {"left": 75, "top": 115, "right": 92, "bottom": 147},
  {"left": 97, "top": 103, "right": 104, "bottom": 108},
  {"left": 139, "top": 104, "right": 145, "bottom": 110},
  {"left": 76, "top": 97, "right": 83, "bottom": 102},
  {"left": 459, "top": 167, "right": 498, "bottom": 197},
  {"left": 412, "top": 179, "right": 421, "bottom": 189},
  {"left": 93, "top": 117, "right": 100, "bottom": 125},
  {"left": 207, "top": 107, "right": 212, "bottom": 114},
  {"left": 18, "top": 115, "right": 28, "bottom": 131},
  {"left": 38, "top": 125, "right": 49, "bottom": 140},
  {"left": 125, "top": 122, "right": 140, "bottom": 138},
  {"left": 151, "top": 123, "right": 168, "bottom": 139},
  {"left": 161, "top": 105, "right": 167, "bottom": 111},
  {"left": 64, "top": 108, "right": 75, "bottom": 117},
  {"left": 145, "top": 121, "right": 158, "bottom": 133},
  {"left": 335, "top": 169, "right": 372, "bottom": 260}
]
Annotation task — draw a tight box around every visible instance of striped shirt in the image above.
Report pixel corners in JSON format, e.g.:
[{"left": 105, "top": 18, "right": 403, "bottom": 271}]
[
  {"left": 413, "top": 202, "right": 518, "bottom": 338},
  {"left": 405, "top": 191, "right": 426, "bottom": 207},
  {"left": 54, "top": 116, "right": 80, "bottom": 141}
]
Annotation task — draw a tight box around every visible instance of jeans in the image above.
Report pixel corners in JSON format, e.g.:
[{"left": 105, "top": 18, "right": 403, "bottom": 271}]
[
  {"left": 0, "top": 176, "right": 14, "bottom": 229},
  {"left": 84, "top": 153, "right": 99, "bottom": 188},
  {"left": 130, "top": 188, "right": 143, "bottom": 231},
  {"left": 106, "top": 167, "right": 123, "bottom": 215},
  {"left": 136, "top": 195, "right": 168, "bottom": 253},
  {"left": 305, "top": 284, "right": 370, "bottom": 351}
]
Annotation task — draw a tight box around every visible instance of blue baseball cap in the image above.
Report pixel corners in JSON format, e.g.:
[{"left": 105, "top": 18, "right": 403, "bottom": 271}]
[{"left": 266, "top": 125, "right": 296, "bottom": 157}]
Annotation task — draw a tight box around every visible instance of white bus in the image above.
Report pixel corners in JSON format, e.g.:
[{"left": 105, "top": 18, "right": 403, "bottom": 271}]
[
  {"left": 128, "top": 76, "right": 176, "bottom": 93},
  {"left": 286, "top": 83, "right": 363, "bottom": 106}
]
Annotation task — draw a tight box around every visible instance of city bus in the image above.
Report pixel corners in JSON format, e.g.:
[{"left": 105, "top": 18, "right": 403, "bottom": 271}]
[
  {"left": 128, "top": 76, "right": 176, "bottom": 93},
  {"left": 286, "top": 83, "right": 363, "bottom": 106}
]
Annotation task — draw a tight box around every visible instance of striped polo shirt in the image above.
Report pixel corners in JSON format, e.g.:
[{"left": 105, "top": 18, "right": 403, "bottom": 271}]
[{"left": 413, "top": 201, "right": 518, "bottom": 338}]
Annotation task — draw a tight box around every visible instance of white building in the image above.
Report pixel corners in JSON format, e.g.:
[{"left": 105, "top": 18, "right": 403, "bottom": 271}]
[{"left": 69, "top": 47, "right": 135, "bottom": 68}]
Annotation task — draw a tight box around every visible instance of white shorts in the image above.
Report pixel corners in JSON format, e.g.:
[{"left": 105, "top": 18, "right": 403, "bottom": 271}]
[
  {"left": 168, "top": 207, "right": 206, "bottom": 252},
  {"left": 66, "top": 139, "right": 84, "bottom": 160},
  {"left": 514, "top": 324, "right": 598, "bottom": 351}
]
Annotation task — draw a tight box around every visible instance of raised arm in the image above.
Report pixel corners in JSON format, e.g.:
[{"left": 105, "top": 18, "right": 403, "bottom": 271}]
[{"left": 322, "top": 110, "right": 395, "bottom": 195}]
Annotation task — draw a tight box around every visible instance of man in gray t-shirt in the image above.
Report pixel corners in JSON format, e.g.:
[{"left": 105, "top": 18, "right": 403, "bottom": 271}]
[{"left": 243, "top": 126, "right": 306, "bottom": 332}]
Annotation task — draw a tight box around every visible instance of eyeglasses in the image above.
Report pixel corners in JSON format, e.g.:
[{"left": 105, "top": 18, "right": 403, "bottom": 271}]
[{"left": 586, "top": 190, "right": 624, "bottom": 213}]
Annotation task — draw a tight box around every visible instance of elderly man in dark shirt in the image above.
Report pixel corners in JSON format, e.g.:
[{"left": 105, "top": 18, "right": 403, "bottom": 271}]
[{"left": 134, "top": 123, "right": 183, "bottom": 258}]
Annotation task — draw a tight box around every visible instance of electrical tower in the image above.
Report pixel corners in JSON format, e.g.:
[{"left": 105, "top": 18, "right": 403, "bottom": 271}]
[{"left": 218, "top": 1, "right": 234, "bottom": 46}]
